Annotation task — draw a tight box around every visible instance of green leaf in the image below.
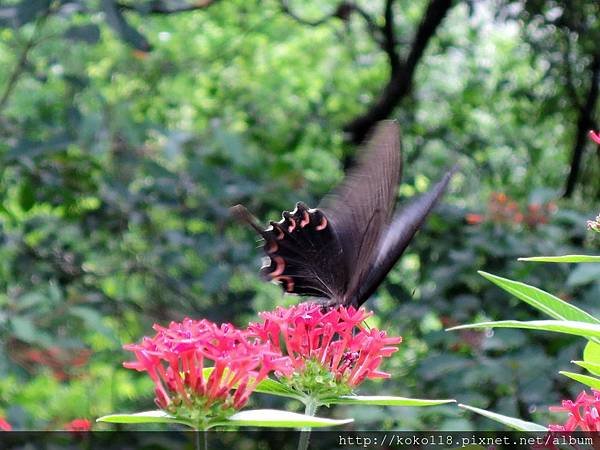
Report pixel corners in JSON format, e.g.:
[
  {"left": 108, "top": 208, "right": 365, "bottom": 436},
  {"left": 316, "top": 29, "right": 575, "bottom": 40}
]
[
  {"left": 478, "top": 271, "right": 599, "bottom": 324},
  {"left": 97, "top": 411, "right": 193, "bottom": 427},
  {"left": 584, "top": 341, "right": 600, "bottom": 373},
  {"left": 519, "top": 255, "right": 600, "bottom": 263},
  {"left": 559, "top": 371, "right": 600, "bottom": 389},
  {"left": 254, "top": 378, "right": 304, "bottom": 401},
  {"left": 459, "top": 404, "right": 547, "bottom": 431},
  {"left": 70, "top": 306, "right": 116, "bottom": 341},
  {"left": 222, "top": 409, "right": 352, "bottom": 428},
  {"left": 573, "top": 360, "right": 600, "bottom": 376},
  {"left": 448, "top": 320, "right": 600, "bottom": 339},
  {"left": 18, "top": 182, "right": 35, "bottom": 211},
  {"left": 10, "top": 316, "right": 53, "bottom": 346},
  {"left": 203, "top": 369, "right": 304, "bottom": 402},
  {"left": 323, "top": 395, "right": 456, "bottom": 407},
  {"left": 97, "top": 408, "right": 352, "bottom": 430}
]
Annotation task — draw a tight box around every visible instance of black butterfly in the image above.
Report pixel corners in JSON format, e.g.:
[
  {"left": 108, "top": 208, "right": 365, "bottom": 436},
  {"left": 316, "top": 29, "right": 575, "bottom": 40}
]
[{"left": 233, "top": 121, "right": 455, "bottom": 308}]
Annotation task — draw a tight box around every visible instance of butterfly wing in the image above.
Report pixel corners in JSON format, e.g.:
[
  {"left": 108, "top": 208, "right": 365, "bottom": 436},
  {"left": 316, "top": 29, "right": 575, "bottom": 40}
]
[
  {"left": 351, "top": 167, "right": 456, "bottom": 306},
  {"left": 232, "top": 203, "right": 348, "bottom": 299},
  {"left": 319, "top": 120, "right": 401, "bottom": 304},
  {"left": 235, "top": 120, "right": 451, "bottom": 307}
]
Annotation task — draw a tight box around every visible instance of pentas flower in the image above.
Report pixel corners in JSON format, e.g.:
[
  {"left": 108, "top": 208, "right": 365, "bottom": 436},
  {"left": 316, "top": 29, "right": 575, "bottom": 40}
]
[
  {"left": 124, "top": 318, "right": 290, "bottom": 427},
  {"left": 0, "top": 417, "right": 11, "bottom": 431},
  {"left": 248, "top": 303, "right": 402, "bottom": 399},
  {"left": 64, "top": 418, "right": 92, "bottom": 432},
  {"left": 549, "top": 389, "right": 600, "bottom": 432}
]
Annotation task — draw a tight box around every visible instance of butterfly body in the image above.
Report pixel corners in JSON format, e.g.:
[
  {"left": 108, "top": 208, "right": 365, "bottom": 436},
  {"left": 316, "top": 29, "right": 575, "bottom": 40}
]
[{"left": 234, "top": 121, "right": 455, "bottom": 308}]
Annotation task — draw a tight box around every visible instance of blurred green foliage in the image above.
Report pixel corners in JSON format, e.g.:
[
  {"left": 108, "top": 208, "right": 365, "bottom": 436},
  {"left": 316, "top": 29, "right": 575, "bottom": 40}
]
[{"left": 0, "top": 0, "right": 598, "bottom": 431}]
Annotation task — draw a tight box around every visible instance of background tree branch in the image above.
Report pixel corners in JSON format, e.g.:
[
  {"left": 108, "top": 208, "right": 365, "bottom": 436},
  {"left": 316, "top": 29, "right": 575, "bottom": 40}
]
[
  {"left": 564, "top": 52, "right": 600, "bottom": 198},
  {"left": 343, "top": 0, "right": 455, "bottom": 144},
  {"left": 279, "top": 0, "right": 381, "bottom": 45},
  {"left": 0, "top": 5, "right": 52, "bottom": 117},
  {"left": 117, "top": 0, "right": 221, "bottom": 14}
]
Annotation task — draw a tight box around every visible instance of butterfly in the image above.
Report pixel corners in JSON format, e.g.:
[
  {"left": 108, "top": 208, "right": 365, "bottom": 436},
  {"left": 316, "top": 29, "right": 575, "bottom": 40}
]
[{"left": 233, "top": 120, "right": 455, "bottom": 308}]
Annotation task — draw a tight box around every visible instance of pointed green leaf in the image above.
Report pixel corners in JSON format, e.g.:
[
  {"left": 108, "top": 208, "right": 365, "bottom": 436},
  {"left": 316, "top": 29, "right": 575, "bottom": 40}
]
[
  {"left": 573, "top": 360, "right": 600, "bottom": 376},
  {"left": 324, "top": 395, "right": 455, "bottom": 406},
  {"left": 559, "top": 371, "right": 600, "bottom": 389},
  {"left": 97, "top": 411, "right": 193, "bottom": 427},
  {"left": 478, "top": 271, "right": 599, "bottom": 324},
  {"left": 222, "top": 409, "right": 352, "bottom": 428},
  {"left": 584, "top": 341, "right": 600, "bottom": 374},
  {"left": 519, "top": 255, "right": 600, "bottom": 263},
  {"left": 204, "top": 367, "right": 304, "bottom": 402},
  {"left": 254, "top": 378, "right": 304, "bottom": 401},
  {"left": 448, "top": 320, "right": 600, "bottom": 340},
  {"left": 459, "top": 404, "right": 547, "bottom": 431}
]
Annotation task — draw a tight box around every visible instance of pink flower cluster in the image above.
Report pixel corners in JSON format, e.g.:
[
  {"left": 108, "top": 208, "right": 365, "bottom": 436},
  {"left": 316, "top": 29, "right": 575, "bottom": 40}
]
[
  {"left": 64, "top": 418, "right": 92, "bottom": 432},
  {"left": 549, "top": 390, "right": 600, "bottom": 432},
  {"left": 123, "top": 304, "right": 402, "bottom": 418},
  {"left": 249, "top": 303, "right": 402, "bottom": 387},
  {"left": 124, "top": 318, "right": 290, "bottom": 411},
  {"left": 0, "top": 417, "right": 11, "bottom": 431},
  {"left": 0, "top": 417, "right": 91, "bottom": 432}
]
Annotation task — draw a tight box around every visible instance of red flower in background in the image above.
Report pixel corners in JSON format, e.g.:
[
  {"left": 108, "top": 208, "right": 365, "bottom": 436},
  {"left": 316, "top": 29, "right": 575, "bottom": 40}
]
[
  {"left": 0, "top": 417, "right": 12, "bottom": 431},
  {"left": 589, "top": 130, "right": 600, "bottom": 145},
  {"left": 549, "top": 390, "right": 600, "bottom": 432},
  {"left": 465, "top": 213, "right": 485, "bottom": 225},
  {"left": 465, "top": 192, "right": 556, "bottom": 229},
  {"left": 249, "top": 303, "right": 402, "bottom": 388},
  {"left": 64, "top": 418, "right": 92, "bottom": 432},
  {"left": 124, "top": 318, "right": 290, "bottom": 415},
  {"left": 9, "top": 340, "right": 91, "bottom": 382}
]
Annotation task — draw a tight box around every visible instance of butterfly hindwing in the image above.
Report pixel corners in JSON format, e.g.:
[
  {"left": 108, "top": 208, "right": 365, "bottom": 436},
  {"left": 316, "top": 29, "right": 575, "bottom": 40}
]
[{"left": 249, "top": 203, "right": 348, "bottom": 299}]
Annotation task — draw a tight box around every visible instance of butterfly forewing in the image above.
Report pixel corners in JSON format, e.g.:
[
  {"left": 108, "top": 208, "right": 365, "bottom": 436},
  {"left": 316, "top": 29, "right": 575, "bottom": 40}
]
[
  {"left": 319, "top": 120, "right": 401, "bottom": 303},
  {"left": 353, "top": 167, "right": 456, "bottom": 306}
]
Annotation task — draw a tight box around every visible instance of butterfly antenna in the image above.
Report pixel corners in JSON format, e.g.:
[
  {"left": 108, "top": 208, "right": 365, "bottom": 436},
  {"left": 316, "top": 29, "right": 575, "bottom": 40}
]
[{"left": 230, "top": 204, "right": 265, "bottom": 235}]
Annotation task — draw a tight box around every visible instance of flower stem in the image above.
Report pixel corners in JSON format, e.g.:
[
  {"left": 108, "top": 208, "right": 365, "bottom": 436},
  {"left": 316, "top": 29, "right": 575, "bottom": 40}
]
[
  {"left": 297, "top": 398, "right": 318, "bottom": 450},
  {"left": 194, "top": 428, "right": 208, "bottom": 450}
]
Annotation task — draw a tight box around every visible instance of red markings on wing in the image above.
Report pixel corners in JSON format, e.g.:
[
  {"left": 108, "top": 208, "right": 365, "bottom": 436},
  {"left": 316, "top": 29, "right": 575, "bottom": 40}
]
[
  {"left": 287, "top": 217, "right": 296, "bottom": 232},
  {"left": 316, "top": 216, "right": 327, "bottom": 230},
  {"left": 273, "top": 275, "right": 294, "bottom": 292},
  {"left": 265, "top": 240, "right": 278, "bottom": 253},
  {"left": 270, "top": 256, "right": 286, "bottom": 277},
  {"left": 300, "top": 210, "right": 310, "bottom": 227}
]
